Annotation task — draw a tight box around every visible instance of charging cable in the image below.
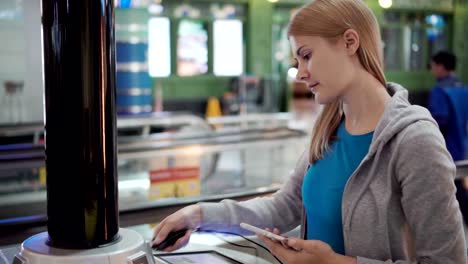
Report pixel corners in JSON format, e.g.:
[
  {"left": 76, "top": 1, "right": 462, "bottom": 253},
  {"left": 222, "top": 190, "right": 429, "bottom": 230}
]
[{"left": 199, "top": 229, "right": 284, "bottom": 264}]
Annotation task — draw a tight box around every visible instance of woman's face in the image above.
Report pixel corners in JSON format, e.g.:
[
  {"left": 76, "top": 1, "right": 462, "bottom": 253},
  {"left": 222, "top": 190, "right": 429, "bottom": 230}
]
[{"left": 290, "top": 35, "right": 356, "bottom": 104}]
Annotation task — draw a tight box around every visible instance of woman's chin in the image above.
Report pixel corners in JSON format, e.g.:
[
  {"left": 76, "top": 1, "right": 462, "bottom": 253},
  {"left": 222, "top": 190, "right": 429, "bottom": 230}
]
[
  {"left": 314, "top": 94, "right": 338, "bottom": 105},
  {"left": 314, "top": 94, "right": 327, "bottom": 104}
]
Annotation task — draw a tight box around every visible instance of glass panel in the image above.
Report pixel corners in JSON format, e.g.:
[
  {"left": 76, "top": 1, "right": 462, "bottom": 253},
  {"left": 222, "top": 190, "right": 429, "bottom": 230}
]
[
  {"left": 148, "top": 17, "right": 171, "bottom": 77},
  {"left": 272, "top": 23, "right": 291, "bottom": 70},
  {"left": 426, "top": 14, "right": 449, "bottom": 57},
  {"left": 164, "top": 3, "right": 246, "bottom": 19},
  {"left": 177, "top": 20, "right": 208, "bottom": 76},
  {"left": 209, "top": 3, "right": 246, "bottom": 19},
  {"left": 116, "top": 1, "right": 247, "bottom": 19},
  {"left": 115, "top": 8, "right": 149, "bottom": 42},
  {"left": 213, "top": 20, "right": 243, "bottom": 76},
  {"left": 392, "top": 0, "right": 453, "bottom": 11},
  {"left": 115, "top": 0, "right": 151, "bottom": 9},
  {"left": 0, "top": 0, "right": 42, "bottom": 125},
  {"left": 382, "top": 27, "right": 402, "bottom": 70},
  {"left": 405, "top": 13, "right": 424, "bottom": 26},
  {"left": 383, "top": 11, "right": 401, "bottom": 23},
  {"left": 409, "top": 28, "right": 424, "bottom": 70},
  {"left": 0, "top": 0, "right": 24, "bottom": 124},
  {"left": 428, "top": 28, "right": 449, "bottom": 56}
]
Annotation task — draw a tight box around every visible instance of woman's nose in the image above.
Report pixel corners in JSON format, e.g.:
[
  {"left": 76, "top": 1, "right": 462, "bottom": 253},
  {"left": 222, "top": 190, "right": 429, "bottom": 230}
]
[{"left": 296, "top": 68, "right": 308, "bottom": 81}]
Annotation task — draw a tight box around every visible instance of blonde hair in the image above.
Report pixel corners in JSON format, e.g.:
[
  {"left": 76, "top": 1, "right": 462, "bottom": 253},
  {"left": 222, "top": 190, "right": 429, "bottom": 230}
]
[{"left": 288, "top": 0, "right": 386, "bottom": 164}]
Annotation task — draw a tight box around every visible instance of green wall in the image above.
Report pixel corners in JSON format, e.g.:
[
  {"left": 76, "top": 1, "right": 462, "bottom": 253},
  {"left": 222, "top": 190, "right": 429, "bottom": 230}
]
[
  {"left": 247, "top": 0, "right": 273, "bottom": 76},
  {"left": 159, "top": 76, "right": 230, "bottom": 99},
  {"left": 454, "top": 2, "right": 468, "bottom": 84}
]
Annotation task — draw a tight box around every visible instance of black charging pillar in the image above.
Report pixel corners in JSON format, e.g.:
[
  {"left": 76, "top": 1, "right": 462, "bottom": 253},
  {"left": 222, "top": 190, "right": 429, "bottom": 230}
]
[{"left": 42, "top": 0, "right": 119, "bottom": 249}]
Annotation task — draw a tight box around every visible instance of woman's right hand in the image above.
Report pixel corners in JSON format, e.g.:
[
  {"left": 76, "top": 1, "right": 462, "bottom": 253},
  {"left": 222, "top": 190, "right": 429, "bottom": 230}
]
[{"left": 152, "top": 204, "right": 202, "bottom": 252}]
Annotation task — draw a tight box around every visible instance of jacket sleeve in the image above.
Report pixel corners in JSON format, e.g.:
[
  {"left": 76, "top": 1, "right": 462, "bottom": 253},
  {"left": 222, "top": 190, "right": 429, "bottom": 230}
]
[
  {"left": 357, "top": 120, "right": 467, "bottom": 264},
  {"left": 199, "top": 149, "right": 309, "bottom": 234}
]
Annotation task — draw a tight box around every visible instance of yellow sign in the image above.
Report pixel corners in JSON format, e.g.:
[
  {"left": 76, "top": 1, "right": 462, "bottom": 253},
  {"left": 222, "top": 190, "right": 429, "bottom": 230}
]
[
  {"left": 39, "top": 167, "right": 47, "bottom": 186},
  {"left": 149, "top": 167, "right": 200, "bottom": 200}
]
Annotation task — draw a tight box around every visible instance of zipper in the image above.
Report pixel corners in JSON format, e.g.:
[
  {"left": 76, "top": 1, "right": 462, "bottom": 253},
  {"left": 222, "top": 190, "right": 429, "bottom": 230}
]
[{"left": 341, "top": 153, "right": 372, "bottom": 244}]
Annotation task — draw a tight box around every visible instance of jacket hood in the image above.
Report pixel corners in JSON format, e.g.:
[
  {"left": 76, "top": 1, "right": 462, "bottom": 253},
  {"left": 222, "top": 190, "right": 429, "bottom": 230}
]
[{"left": 369, "top": 82, "right": 437, "bottom": 156}]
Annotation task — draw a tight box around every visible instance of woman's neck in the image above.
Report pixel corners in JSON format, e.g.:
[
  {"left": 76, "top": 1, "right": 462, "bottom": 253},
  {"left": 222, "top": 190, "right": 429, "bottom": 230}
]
[{"left": 341, "top": 70, "right": 391, "bottom": 135}]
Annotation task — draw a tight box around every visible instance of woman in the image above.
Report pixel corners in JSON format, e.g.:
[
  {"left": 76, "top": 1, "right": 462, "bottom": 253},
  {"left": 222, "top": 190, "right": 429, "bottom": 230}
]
[{"left": 152, "top": 0, "right": 466, "bottom": 263}]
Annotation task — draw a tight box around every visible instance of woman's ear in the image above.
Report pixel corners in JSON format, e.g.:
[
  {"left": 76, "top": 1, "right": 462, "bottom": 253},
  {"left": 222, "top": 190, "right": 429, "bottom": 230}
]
[{"left": 343, "top": 29, "right": 360, "bottom": 55}]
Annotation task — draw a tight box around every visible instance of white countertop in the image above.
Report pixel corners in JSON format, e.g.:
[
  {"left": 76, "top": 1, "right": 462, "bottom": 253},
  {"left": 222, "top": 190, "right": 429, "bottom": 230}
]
[
  {"left": 0, "top": 224, "right": 285, "bottom": 264},
  {"left": 129, "top": 224, "right": 282, "bottom": 264}
]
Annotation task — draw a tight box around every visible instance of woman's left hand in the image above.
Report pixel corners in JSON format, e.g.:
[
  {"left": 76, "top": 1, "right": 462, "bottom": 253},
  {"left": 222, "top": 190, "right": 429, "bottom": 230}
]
[{"left": 259, "top": 232, "right": 356, "bottom": 264}]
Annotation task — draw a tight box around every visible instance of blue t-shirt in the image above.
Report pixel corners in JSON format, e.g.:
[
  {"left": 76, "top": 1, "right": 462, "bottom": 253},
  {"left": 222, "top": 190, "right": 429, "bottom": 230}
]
[{"left": 302, "top": 121, "right": 373, "bottom": 254}]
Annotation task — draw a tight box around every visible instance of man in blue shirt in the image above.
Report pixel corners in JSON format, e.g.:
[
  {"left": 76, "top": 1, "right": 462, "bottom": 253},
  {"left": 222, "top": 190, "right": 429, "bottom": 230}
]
[
  {"left": 428, "top": 50, "right": 464, "bottom": 159},
  {"left": 429, "top": 51, "right": 468, "bottom": 226}
]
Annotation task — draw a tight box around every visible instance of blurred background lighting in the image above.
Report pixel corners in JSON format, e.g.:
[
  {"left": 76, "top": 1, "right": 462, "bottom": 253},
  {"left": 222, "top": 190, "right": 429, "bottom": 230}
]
[
  {"left": 379, "top": 0, "right": 392, "bottom": 9},
  {"left": 287, "top": 67, "right": 298, "bottom": 80}
]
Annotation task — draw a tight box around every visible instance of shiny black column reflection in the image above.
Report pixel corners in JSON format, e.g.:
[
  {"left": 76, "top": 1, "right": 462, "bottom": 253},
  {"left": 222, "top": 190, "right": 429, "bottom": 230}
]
[{"left": 42, "top": 0, "right": 119, "bottom": 249}]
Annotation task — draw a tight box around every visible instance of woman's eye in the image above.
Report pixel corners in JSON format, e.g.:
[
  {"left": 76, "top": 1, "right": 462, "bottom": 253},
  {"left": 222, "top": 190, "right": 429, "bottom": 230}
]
[{"left": 302, "top": 54, "right": 311, "bottom": 60}]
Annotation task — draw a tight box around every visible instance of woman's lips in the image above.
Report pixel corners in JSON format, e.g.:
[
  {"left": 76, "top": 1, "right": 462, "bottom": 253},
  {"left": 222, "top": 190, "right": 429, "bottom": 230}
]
[{"left": 309, "top": 82, "right": 319, "bottom": 92}]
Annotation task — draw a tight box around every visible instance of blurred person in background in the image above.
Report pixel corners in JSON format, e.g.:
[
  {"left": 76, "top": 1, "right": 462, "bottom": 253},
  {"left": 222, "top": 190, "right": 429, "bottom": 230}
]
[
  {"left": 428, "top": 50, "right": 465, "bottom": 160},
  {"left": 152, "top": 1, "right": 466, "bottom": 263},
  {"left": 429, "top": 51, "right": 468, "bottom": 227}
]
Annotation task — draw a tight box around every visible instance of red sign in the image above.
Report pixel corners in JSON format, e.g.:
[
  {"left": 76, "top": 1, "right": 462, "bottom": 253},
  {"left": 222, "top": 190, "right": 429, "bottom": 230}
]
[{"left": 150, "top": 167, "right": 200, "bottom": 183}]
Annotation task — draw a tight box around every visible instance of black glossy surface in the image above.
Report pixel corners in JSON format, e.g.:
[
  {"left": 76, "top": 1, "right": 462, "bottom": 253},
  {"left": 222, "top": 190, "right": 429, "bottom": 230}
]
[
  {"left": 152, "top": 228, "right": 188, "bottom": 251},
  {"left": 41, "top": 0, "right": 119, "bottom": 248}
]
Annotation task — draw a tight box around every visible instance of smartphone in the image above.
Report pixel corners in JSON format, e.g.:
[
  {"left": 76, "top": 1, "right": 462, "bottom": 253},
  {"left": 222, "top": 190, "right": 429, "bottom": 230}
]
[{"left": 240, "top": 223, "right": 287, "bottom": 242}]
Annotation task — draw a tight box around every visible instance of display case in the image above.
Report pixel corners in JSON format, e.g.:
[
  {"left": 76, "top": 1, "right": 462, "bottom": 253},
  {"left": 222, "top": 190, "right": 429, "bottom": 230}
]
[{"left": 0, "top": 113, "right": 308, "bottom": 245}]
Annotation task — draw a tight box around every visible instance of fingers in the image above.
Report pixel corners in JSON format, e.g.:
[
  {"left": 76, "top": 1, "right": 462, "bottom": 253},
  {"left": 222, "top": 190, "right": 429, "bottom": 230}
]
[
  {"left": 152, "top": 212, "right": 186, "bottom": 245},
  {"left": 152, "top": 221, "right": 171, "bottom": 246},
  {"left": 264, "top": 228, "right": 290, "bottom": 249},
  {"left": 287, "top": 238, "right": 314, "bottom": 252},
  {"left": 153, "top": 218, "right": 166, "bottom": 237},
  {"left": 258, "top": 234, "right": 277, "bottom": 251},
  {"left": 161, "top": 229, "right": 192, "bottom": 252},
  {"left": 259, "top": 234, "right": 292, "bottom": 263},
  {"left": 280, "top": 238, "right": 290, "bottom": 248},
  {"left": 265, "top": 228, "right": 281, "bottom": 235},
  {"left": 273, "top": 228, "right": 281, "bottom": 235},
  {"left": 152, "top": 219, "right": 165, "bottom": 243}
]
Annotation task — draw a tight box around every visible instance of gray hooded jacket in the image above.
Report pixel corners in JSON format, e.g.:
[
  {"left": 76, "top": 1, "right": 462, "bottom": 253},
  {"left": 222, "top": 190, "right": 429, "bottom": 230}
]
[{"left": 200, "top": 83, "right": 467, "bottom": 263}]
